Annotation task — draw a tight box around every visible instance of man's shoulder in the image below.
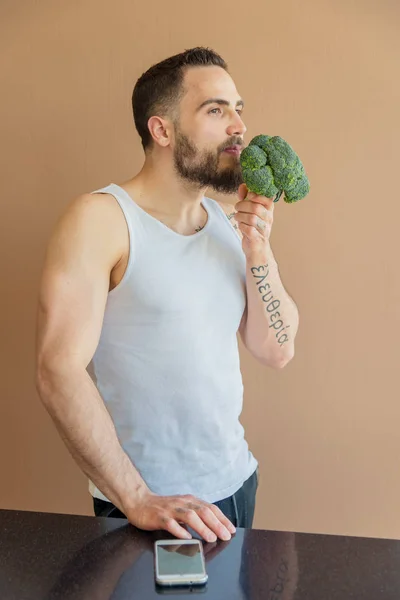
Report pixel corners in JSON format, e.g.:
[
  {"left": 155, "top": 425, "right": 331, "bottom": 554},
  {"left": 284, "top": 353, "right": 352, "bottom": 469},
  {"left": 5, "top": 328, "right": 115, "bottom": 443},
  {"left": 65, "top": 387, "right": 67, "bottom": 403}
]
[
  {"left": 66, "top": 190, "right": 127, "bottom": 230},
  {"left": 58, "top": 190, "right": 129, "bottom": 262},
  {"left": 73, "top": 189, "right": 120, "bottom": 211}
]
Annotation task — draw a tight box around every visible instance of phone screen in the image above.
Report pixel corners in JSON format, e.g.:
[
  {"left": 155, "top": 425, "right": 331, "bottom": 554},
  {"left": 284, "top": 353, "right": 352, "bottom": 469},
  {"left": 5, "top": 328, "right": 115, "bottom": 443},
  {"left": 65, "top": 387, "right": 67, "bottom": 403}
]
[{"left": 157, "top": 543, "right": 205, "bottom": 576}]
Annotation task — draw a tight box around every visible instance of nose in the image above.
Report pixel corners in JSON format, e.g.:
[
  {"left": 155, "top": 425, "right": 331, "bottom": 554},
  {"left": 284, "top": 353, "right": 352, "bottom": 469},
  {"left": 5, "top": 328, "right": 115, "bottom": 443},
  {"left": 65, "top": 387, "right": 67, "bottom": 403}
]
[{"left": 226, "top": 111, "right": 247, "bottom": 138}]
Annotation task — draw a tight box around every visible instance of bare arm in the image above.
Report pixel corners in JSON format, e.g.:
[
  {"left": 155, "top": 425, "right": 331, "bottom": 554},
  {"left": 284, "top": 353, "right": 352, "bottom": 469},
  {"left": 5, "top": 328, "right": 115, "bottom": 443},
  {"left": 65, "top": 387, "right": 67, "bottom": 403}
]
[
  {"left": 35, "top": 193, "right": 149, "bottom": 514},
  {"left": 239, "top": 250, "right": 299, "bottom": 368},
  {"left": 218, "top": 200, "right": 298, "bottom": 368},
  {"left": 36, "top": 193, "right": 235, "bottom": 542}
]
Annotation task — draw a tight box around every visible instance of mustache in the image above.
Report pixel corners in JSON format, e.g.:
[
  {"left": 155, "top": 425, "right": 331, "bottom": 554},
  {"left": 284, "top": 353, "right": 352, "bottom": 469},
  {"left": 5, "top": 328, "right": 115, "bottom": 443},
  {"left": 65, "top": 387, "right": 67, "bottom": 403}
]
[{"left": 219, "top": 137, "right": 244, "bottom": 152}]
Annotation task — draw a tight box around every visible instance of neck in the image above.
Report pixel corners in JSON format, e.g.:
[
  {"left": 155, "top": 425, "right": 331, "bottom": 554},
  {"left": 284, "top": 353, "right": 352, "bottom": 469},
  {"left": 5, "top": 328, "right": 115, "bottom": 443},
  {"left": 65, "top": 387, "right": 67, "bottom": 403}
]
[{"left": 123, "top": 151, "right": 207, "bottom": 219}]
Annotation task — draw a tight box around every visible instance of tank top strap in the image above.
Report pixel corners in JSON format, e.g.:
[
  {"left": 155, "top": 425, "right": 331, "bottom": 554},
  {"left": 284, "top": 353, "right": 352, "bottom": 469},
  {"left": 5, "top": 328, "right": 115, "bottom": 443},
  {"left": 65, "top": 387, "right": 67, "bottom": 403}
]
[
  {"left": 90, "top": 182, "right": 137, "bottom": 223},
  {"left": 203, "top": 196, "right": 242, "bottom": 245}
]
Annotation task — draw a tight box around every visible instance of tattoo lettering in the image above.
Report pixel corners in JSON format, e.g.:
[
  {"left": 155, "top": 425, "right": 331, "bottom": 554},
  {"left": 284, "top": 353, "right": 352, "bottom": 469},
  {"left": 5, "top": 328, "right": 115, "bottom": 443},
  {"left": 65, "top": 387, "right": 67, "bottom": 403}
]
[
  {"left": 259, "top": 283, "right": 270, "bottom": 293},
  {"left": 226, "top": 212, "right": 239, "bottom": 231},
  {"left": 251, "top": 264, "right": 268, "bottom": 274},
  {"left": 251, "top": 263, "right": 290, "bottom": 347},
  {"left": 262, "top": 291, "right": 273, "bottom": 303},
  {"left": 266, "top": 300, "right": 280, "bottom": 312},
  {"left": 251, "top": 265, "right": 270, "bottom": 288}
]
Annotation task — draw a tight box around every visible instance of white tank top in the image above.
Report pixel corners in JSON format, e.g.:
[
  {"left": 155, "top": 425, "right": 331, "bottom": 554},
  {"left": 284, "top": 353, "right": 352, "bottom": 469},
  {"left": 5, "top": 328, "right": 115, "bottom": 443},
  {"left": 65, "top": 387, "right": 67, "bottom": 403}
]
[{"left": 88, "top": 183, "right": 258, "bottom": 504}]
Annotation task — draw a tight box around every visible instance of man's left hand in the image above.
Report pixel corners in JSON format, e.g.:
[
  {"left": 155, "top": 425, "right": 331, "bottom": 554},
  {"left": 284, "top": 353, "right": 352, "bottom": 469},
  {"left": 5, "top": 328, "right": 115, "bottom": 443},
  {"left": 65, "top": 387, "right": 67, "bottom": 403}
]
[{"left": 234, "top": 183, "right": 275, "bottom": 261}]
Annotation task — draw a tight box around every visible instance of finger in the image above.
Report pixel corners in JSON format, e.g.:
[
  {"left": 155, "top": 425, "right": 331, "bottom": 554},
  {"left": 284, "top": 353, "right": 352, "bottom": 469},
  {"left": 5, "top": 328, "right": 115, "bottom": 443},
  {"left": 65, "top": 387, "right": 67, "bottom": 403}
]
[
  {"left": 182, "top": 510, "right": 219, "bottom": 543},
  {"left": 238, "top": 222, "right": 263, "bottom": 240},
  {"left": 162, "top": 516, "right": 193, "bottom": 540},
  {"left": 244, "top": 194, "right": 275, "bottom": 211},
  {"left": 237, "top": 183, "right": 248, "bottom": 202},
  {"left": 207, "top": 504, "right": 236, "bottom": 535},
  {"left": 235, "top": 212, "right": 268, "bottom": 233},
  {"left": 235, "top": 201, "right": 270, "bottom": 218},
  {"left": 196, "top": 506, "right": 232, "bottom": 541}
]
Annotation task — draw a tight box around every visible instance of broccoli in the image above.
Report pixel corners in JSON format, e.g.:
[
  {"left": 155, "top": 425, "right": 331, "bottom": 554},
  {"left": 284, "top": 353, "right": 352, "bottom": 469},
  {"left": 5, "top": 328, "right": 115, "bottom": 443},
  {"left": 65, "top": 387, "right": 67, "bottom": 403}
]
[{"left": 240, "top": 134, "right": 310, "bottom": 203}]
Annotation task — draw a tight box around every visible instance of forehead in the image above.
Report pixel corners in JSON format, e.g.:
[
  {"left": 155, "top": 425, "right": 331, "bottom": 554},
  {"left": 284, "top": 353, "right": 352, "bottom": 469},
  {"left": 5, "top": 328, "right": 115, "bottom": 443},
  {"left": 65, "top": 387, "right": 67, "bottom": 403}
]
[{"left": 180, "top": 66, "right": 241, "bottom": 109}]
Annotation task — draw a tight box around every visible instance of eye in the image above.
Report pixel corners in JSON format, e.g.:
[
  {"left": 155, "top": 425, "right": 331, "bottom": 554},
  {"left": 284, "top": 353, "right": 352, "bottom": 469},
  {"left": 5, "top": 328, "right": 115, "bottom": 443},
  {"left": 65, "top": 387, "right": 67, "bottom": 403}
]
[
  {"left": 209, "top": 107, "right": 222, "bottom": 115},
  {"left": 236, "top": 109, "right": 243, "bottom": 116}
]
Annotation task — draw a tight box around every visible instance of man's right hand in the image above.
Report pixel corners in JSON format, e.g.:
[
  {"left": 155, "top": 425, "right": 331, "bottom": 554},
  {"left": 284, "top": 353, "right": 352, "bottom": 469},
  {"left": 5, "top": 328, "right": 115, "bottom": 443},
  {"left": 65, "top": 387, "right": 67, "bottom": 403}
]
[{"left": 126, "top": 492, "right": 236, "bottom": 542}]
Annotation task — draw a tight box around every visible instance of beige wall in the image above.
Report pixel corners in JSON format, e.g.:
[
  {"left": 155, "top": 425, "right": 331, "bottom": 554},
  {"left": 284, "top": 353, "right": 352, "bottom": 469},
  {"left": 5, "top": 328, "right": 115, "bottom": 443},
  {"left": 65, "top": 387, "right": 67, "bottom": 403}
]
[{"left": 1, "top": 0, "right": 399, "bottom": 539}]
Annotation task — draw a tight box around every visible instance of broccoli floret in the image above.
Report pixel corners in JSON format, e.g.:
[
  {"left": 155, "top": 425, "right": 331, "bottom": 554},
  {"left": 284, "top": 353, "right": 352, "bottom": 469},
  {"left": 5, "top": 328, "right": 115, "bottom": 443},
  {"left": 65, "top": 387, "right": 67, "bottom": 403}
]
[
  {"left": 249, "top": 134, "right": 271, "bottom": 155},
  {"left": 240, "top": 134, "right": 310, "bottom": 203},
  {"left": 242, "top": 167, "right": 279, "bottom": 198},
  {"left": 240, "top": 145, "right": 267, "bottom": 170}
]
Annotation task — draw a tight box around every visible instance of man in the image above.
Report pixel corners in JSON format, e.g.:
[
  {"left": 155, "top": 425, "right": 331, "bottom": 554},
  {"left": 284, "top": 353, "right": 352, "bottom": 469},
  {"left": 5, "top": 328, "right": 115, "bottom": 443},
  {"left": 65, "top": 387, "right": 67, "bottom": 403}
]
[{"left": 36, "top": 47, "right": 299, "bottom": 543}]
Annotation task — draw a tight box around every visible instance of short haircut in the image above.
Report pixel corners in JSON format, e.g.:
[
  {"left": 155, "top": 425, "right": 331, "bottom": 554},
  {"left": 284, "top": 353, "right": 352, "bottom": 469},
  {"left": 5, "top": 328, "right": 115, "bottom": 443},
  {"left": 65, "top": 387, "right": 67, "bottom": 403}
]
[{"left": 132, "top": 47, "right": 228, "bottom": 150}]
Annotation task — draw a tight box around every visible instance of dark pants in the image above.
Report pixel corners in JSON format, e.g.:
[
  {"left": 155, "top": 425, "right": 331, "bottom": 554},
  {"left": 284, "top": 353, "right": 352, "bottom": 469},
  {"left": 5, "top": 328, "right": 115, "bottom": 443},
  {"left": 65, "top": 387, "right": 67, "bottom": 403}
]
[{"left": 93, "top": 468, "right": 259, "bottom": 529}]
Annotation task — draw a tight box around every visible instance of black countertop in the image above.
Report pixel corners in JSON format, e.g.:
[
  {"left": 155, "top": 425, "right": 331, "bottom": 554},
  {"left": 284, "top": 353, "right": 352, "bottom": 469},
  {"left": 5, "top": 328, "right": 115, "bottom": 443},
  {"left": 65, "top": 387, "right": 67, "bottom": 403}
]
[{"left": 1, "top": 508, "right": 400, "bottom": 599}]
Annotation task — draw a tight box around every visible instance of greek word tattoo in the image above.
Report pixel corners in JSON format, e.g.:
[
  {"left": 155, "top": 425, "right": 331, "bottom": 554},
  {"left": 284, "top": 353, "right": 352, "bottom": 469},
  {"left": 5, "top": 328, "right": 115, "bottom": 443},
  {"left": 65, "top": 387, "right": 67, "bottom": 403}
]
[{"left": 251, "top": 264, "right": 290, "bottom": 347}]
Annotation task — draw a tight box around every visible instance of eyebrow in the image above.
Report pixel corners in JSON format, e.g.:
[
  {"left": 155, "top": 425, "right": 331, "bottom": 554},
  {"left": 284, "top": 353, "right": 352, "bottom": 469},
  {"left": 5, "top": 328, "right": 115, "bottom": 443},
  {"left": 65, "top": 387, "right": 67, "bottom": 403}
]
[{"left": 196, "top": 98, "right": 245, "bottom": 112}]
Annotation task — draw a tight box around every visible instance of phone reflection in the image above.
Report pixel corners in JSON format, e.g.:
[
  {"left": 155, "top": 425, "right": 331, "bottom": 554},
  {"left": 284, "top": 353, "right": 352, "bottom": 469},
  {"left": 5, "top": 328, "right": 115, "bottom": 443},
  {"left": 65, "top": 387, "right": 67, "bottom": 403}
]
[
  {"left": 44, "top": 524, "right": 298, "bottom": 599},
  {"left": 44, "top": 525, "right": 229, "bottom": 599},
  {"left": 159, "top": 542, "right": 200, "bottom": 556}
]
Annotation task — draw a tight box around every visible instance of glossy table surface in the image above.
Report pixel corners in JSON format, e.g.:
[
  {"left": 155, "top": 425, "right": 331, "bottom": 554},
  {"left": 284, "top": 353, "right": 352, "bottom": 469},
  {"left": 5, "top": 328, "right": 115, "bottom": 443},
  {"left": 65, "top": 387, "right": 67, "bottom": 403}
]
[{"left": 1, "top": 508, "right": 400, "bottom": 599}]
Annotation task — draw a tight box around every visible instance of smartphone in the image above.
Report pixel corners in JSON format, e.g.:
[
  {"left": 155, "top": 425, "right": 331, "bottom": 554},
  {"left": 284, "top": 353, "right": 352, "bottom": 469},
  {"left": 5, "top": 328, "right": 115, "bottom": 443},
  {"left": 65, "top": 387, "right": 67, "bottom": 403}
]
[{"left": 154, "top": 539, "right": 208, "bottom": 587}]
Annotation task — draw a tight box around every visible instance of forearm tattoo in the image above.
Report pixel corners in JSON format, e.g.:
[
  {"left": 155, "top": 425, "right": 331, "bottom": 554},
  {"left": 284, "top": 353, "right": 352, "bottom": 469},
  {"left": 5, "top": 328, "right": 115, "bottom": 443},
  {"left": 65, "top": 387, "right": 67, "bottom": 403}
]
[{"left": 250, "top": 264, "right": 290, "bottom": 347}]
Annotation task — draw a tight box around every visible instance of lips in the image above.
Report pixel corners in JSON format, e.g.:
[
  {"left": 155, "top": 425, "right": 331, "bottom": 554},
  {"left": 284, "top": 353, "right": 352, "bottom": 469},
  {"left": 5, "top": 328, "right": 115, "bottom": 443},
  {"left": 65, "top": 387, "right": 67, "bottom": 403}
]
[{"left": 223, "top": 145, "right": 242, "bottom": 155}]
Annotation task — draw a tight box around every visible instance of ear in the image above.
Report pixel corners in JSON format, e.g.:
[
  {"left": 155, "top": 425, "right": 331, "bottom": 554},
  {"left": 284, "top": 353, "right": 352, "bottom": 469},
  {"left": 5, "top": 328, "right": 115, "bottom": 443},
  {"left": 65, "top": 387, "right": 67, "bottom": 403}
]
[{"left": 147, "top": 116, "right": 172, "bottom": 148}]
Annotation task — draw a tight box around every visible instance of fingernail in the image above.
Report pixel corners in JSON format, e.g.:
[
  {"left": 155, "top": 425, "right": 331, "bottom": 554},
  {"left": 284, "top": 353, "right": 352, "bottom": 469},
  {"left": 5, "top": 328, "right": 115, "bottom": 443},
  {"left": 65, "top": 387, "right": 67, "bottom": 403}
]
[
  {"left": 222, "top": 531, "right": 231, "bottom": 541},
  {"left": 208, "top": 534, "right": 217, "bottom": 543}
]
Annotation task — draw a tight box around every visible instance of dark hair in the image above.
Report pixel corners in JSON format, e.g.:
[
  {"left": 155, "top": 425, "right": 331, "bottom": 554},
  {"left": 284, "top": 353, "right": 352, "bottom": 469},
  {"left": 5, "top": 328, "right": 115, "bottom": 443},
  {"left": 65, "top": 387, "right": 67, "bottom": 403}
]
[{"left": 132, "top": 47, "right": 228, "bottom": 150}]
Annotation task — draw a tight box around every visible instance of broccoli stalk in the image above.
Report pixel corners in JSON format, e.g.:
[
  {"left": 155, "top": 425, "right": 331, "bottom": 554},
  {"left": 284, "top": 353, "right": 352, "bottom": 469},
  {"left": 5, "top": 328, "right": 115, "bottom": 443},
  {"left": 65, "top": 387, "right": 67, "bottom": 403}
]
[{"left": 240, "top": 134, "right": 310, "bottom": 203}]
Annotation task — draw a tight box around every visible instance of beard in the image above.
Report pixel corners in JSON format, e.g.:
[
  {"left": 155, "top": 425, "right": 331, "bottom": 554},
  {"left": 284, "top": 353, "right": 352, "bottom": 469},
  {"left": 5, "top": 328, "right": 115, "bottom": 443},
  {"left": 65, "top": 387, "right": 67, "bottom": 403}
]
[{"left": 173, "top": 129, "right": 244, "bottom": 195}]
